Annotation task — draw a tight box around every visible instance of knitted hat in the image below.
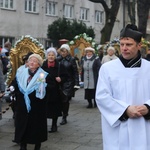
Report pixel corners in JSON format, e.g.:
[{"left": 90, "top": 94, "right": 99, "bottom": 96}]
[
  {"left": 120, "top": 24, "right": 142, "bottom": 43},
  {"left": 60, "top": 44, "right": 70, "bottom": 51},
  {"left": 46, "top": 47, "right": 57, "bottom": 57},
  {"left": 28, "top": 54, "right": 43, "bottom": 66},
  {"left": 85, "top": 47, "right": 95, "bottom": 53}
]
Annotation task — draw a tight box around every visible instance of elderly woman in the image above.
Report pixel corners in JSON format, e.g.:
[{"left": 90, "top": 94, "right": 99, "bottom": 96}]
[
  {"left": 101, "top": 46, "right": 118, "bottom": 64},
  {"left": 58, "top": 44, "right": 80, "bottom": 125},
  {"left": 42, "top": 47, "right": 67, "bottom": 132},
  {"left": 81, "top": 47, "right": 101, "bottom": 108},
  {"left": 10, "top": 54, "right": 53, "bottom": 150}
]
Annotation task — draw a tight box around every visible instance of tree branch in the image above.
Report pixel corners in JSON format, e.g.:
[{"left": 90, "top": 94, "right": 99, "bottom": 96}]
[{"left": 88, "top": 0, "right": 109, "bottom": 12}]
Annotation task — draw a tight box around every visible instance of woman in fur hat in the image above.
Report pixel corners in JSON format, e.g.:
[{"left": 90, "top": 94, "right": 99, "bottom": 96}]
[
  {"left": 101, "top": 46, "right": 118, "bottom": 64},
  {"left": 81, "top": 47, "right": 101, "bottom": 108}
]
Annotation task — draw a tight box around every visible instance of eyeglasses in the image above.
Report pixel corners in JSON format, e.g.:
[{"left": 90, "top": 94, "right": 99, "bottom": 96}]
[{"left": 28, "top": 59, "right": 39, "bottom": 64}]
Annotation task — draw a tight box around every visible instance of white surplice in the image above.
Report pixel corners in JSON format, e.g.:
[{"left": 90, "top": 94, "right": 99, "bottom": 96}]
[{"left": 96, "top": 58, "right": 150, "bottom": 150}]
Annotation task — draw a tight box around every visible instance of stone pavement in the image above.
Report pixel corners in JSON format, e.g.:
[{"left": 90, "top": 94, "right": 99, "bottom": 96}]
[{"left": 0, "top": 88, "right": 103, "bottom": 150}]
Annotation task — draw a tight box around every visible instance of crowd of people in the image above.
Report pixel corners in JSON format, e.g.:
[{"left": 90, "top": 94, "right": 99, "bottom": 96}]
[
  {"left": 0, "top": 23, "right": 150, "bottom": 150},
  {"left": 0, "top": 41, "right": 81, "bottom": 150}
]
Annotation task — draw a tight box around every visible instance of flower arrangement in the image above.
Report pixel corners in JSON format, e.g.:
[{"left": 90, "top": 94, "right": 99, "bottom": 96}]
[
  {"left": 68, "top": 33, "right": 97, "bottom": 50},
  {"left": 14, "top": 35, "right": 45, "bottom": 51}
]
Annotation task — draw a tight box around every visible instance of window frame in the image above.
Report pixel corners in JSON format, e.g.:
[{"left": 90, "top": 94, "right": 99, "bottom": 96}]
[
  {"left": 0, "top": 0, "right": 14, "bottom": 9},
  {"left": 80, "top": 7, "right": 89, "bottom": 21},
  {"left": 25, "top": 0, "right": 38, "bottom": 13},
  {"left": 46, "top": 1, "right": 57, "bottom": 16},
  {"left": 95, "top": 10, "right": 103, "bottom": 23},
  {"left": 63, "top": 4, "right": 74, "bottom": 19},
  {"left": 0, "top": 36, "right": 15, "bottom": 48}
]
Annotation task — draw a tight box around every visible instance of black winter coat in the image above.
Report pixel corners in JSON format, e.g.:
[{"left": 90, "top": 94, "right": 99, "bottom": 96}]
[
  {"left": 58, "top": 55, "right": 79, "bottom": 98},
  {"left": 11, "top": 72, "right": 53, "bottom": 144},
  {"left": 42, "top": 60, "right": 68, "bottom": 118}
]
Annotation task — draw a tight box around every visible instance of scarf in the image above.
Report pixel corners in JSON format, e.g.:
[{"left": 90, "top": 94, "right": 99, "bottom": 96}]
[
  {"left": 86, "top": 55, "right": 93, "bottom": 60},
  {"left": 84, "top": 54, "right": 96, "bottom": 61},
  {"left": 16, "top": 67, "right": 48, "bottom": 113},
  {"left": 27, "top": 68, "right": 38, "bottom": 85},
  {"left": 119, "top": 51, "right": 141, "bottom": 68},
  {"left": 48, "top": 61, "right": 55, "bottom": 68}
]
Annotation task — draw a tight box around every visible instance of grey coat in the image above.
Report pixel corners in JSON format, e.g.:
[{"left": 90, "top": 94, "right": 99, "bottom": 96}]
[{"left": 81, "top": 55, "right": 101, "bottom": 89}]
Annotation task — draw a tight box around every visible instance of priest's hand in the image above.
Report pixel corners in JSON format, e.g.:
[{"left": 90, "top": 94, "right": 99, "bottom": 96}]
[
  {"left": 136, "top": 105, "right": 149, "bottom": 116},
  {"left": 126, "top": 105, "right": 143, "bottom": 118}
]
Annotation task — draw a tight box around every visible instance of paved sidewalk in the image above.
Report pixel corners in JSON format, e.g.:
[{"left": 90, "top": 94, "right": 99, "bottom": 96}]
[{"left": 0, "top": 88, "right": 103, "bottom": 150}]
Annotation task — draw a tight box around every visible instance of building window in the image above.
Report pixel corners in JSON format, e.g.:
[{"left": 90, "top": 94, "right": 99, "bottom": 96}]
[
  {"left": 95, "top": 10, "right": 103, "bottom": 23},
  {"left": 46, "top": 1, "right": 56, "bottom": 16},
  {"left": 80, "top": 8, "right": 89, "bottom": 21},
  {"left": 0, "top": 36, "right": 15, "bottom": 48},
  {"left": 0, "top": 0, "right": 14, "bottom": 9},
  {"left": 25, "top": 0, "right": 38, "bottom": 12},
  {"left": 63, "top": 4, "right": 73, "bottom": 19}
]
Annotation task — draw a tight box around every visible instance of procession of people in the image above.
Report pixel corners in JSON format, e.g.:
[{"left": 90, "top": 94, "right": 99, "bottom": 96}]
[{"left": 0, "top": 23, "right": 150, "bottom": 150}]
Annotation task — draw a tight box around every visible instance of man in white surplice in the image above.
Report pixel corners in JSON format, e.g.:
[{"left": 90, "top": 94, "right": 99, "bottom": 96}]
[{"left": 96, "top": 24, "right": 150, "bottom": 150}]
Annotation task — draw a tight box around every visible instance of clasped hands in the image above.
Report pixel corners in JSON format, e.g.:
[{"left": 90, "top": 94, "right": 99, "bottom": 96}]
[{"left": 126, "top": 105, "right": 149, "bottom": 118}]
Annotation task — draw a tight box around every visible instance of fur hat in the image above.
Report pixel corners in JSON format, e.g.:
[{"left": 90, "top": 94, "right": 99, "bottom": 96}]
[
  {"left": 46, "top": 47, "right": 57, "bottom": 57},
  {"left": 85, "top": 47, "right": 95, "bottom": 53},
  {"left": 120, "top": 24, "right": 142, "bottom": 43},
  {"left": 107, "top": 46, "right": 115, "bottom": 52},
  {"left": 60, "top": 44, "right": 70, "bottom": 51},
  {"left": 28, "top": 54, "right": 43, "bottom": 66}
]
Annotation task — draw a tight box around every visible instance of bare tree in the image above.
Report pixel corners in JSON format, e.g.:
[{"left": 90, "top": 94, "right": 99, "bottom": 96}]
[
  {"left": 137, "top": 0, "right": 150, "bottom": 38},
  {"left": 125, "top": 0, "right": 150, "bottom": 38},
  {"left": 89, "top": 0, "right": 120, "bottom": 44},
  {"left": 127, "top": 0, "right": 136, "bottom": 24}
]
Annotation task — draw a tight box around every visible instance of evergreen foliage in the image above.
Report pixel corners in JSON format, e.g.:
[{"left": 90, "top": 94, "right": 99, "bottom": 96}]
[{"left": 47, "top": 18, "right": 95, "bottom": 46}]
